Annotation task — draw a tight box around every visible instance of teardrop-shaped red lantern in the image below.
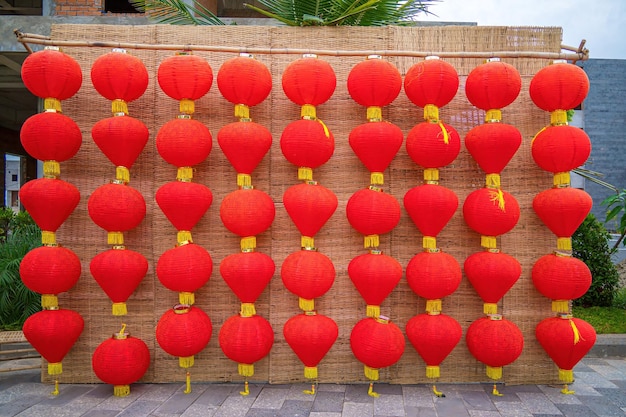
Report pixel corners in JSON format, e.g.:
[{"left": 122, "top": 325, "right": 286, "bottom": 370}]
[
  {"left": 218, "top": 121, "right": 272, "bottom": 176},
  {"left": 282, "top": 56, "right": 336, "bottom": 107},
  {"left": 23, "top": 308, "right": 84, "bottom": 376},
  {"left": 283, "top": 182, "right": 338, "bottom": 239},
  {"left": 20, "top": 112, "right": 82, "bottom": 163},
  {"left": 465, "top": 123, "right": 522, "bottom": 174},
  {"left": 156, "top": 304, "right": 212, "bottom": 368},
  {"left": 280, "top": 119, "right": 335, "bottom": 172},
  {"left": 91, "top": 50, "right": 149, "bottom": 108},
  {"left": 346, "top": 187, "right": 401, "bottom": 238},
  {"left": 350, "top": 316, "right": 405, "bottom": 381},
  {"left": 20, "top": 246, "right": 81, "bottom": 308},
  {"left": 283, "top": 312, "right": 338, "bottom": 379},
  {"left": 406, "top": 122, "right": 461, "bottom": 169},
  {"left": 465, "top": 59, "right": 521, "bottom": 111},
  {"left": 466, "top": 316, "right": 524, "bottom": 380},
  {"left": 90, "top": 248, "right": 148, "bottom": 315},
  {"left": 218, "top": 314, "right": 274, "bottom": 377},
  {"left": 348, "top": 251, "right": 402, "bottom": 317},
  {"left": 532, "top": 253, "right": 592, "bottom": 312},
  {"left": 533, "top": 188, "right": 592, "bottom": 240},
  {"left": 220, "top": 251, "right": 275, "bottom": 304},
  {"left": 220, "top": 188, "right": 275, "bottom": 238},
  {"left": 463, "top": 188, "right": 520, "bottom": 238},
  {"left": 349, "top": 122, "right": 403, "bottom": 174},
  {"left": 91, "top": 115, "right": 149, "bottom": 171},
  {"left": 530, "top": 62, "right": 589, "bottom": 112},
  {"left": 92, "top": 330, "right": 151, "bottom": 397},
  {"left": 156, "top": 243, "right": 213, "bottom": 305},
  {"left": 405, "top": 251, "right": 462, "bottom": 307},
  {"left": 347, "top": 57, "right": 402, "bottom": 108},
  {"left": 281, "top": 250, "right": 335, "bottom": 310},
  {"left": 19, "top": 178, "right": 80, "bottom": 235},
  {"left": 531, "top": 125, "right": 591, "bottom": 174},
  {"left": 464, "top": 250, "right": 521, "bottom": 314},
  {"left": 404, "top": 57, "right": 459, "bottom": 109},
  {"left": 156, "top": 181, "right": 213, "bottom": 232},
  {"left": 21, "top": 47, "right": 82, "bottom": 104},
  {"left": 404, "top": 184, "right": 458, "bottom": 239},
  {"left": 217, "top": 54, "right": 272, "bottom": 108},
  {"left": 405, "top": 313, "right": 462, "bottom": 378},
  {"left": 156, "top": 117, "right": 212, "bottom": 168},
  {"left": 157, "top": 53, "right": 213, "bottom": 103},
  {"left": 88, "top": 182, "right": 146, "bottom": 241},
  {"left": 536, "top": 316, "right": 596, "bottom": 383}
]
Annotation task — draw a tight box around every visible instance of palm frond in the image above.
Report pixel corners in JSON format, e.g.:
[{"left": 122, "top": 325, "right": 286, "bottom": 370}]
[
  {"left": 130, "top": 0, "right": 225, "bottom": 25},
  {"left": 573, "top": 167, "right": 620, "bottom": 192}
]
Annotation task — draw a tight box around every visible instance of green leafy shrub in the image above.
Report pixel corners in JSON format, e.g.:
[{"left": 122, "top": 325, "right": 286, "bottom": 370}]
[{"left": 572, "top": 214, "right": 620, "bottom": 307}]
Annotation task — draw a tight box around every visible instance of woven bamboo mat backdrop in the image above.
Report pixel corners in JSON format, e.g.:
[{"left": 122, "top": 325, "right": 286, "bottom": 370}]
[{"left": 47, "top": 24, "right": 565, "bottom": 386}]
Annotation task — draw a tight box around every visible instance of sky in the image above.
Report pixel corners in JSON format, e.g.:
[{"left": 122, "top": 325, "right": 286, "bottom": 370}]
[{"left": 418, "top": 0, "right": 626, "bottom": 60}]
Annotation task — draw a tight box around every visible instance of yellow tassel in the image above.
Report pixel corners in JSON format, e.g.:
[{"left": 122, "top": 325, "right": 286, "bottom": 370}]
[
  {"left": 299, "top": 298, "right": 314, "bottom": 312},
  {"left": 553, "top": 172, "right": 571, "bottom": 187},
  {"left": 559, "top": 369, "right": 574, "bottom": 383},
  {"left": 177, "top": 231, "right": 193, "bottom": 245},
  {"left": 317, "top": 118, "right": 330, "bottom": 138},
  {"left": 424, "top": 104, "right": 439, "bottom": 122},
  {"left": 486, "top": 366, "right": 502, "bottom": 381},
  {"left": 486, "top": 173, "right": 501, "bottom": 188},
  {"left": 552, "top": 300, "right": 569, "bottom": 313},
  {"left": 489, "top": 189, "right": 506, "bottom": 211},
  {"left": 485, "top": 109, "right": 502, "bottom": 123},
  {"left": 301, "top": 236, "right": 315, "bottom": 249},
  {"left": 179, "top": 292, "right": 195, "bottom": 305},
  {"left": 432, "top": 385, "right": 445, "bottom": 397},
  {"left": 364, "top": 365, "right": 379, "bottom": 381},
  {"left": 41, "top": 232, "right": 56, "bottom": 247},
  {"left": 551, "top": 109, "right": 568, "bottom": 126},
  {"left": 484, "top": 303, "right": 498, "bottom": 315},
  {"left": 426, "top": 365, "right": 440, "bottom": 379},
  {"left": 108, "top": 232, "right": 124, "bottom": 246},
  {"left": 43, "top": 161, "right": 60, "bottom": 178},
  {"left": 367, "top": 106, "right": 382, "bottom": 121},
  {"left": 438, "top": 121, "right": 449, "bottom": 144},
  {"left": 51, "top": 379, "right": 59, "bottom": 396},
  {"left": 364, "top": 234, "right": 379, "bottom": 249},
  {"left": 304, "top": 366, "right": 318, "bottom": 379},
  {"left": 112, "top": 302, "right": 127, "bottom": 316},
  {"left": 481, "top": 236, "right": 497, "bottom": 249},
  {"left": 557, "top": 237, "right": 572, "bottom": 251},
  {"left": 235, "top": 104, "right": 250, "bottom": 119},
  {"left": 111, "top": 100, "right": 128, "bottom": 115},
  {"left": 184, "top": 371, "right": 192, "bottom": 394},
  {"left": 180, "top": 99, "right": 194, "bottom": 115},
  {"left": 238, "top": 363, "right": 254, "bottom": 377},
  {"left": 561, "top": 384, "right": 575, "bottom": 395},
  {"left": 424, "top": 168, "right": 439, "bottom": 182},
  {"left": 425, "top": 299, "right": 442, "bottom": 314},
  {"left": 366, "top": 305, "right": 380, "bottom": 318},
  {"left": 240, "top": 380, "right": 250, "bottom": 396},
  {"left": 241, "top": 303, "right": 256, "bottom": 317},
  {"left": 569, "top": 319, "right": 581, "bottom": 344},
  {"left": 304, "top": 383, "right": 316, "bottom": 395},
  {"left": 177, "top": 167, "right": 193, "bottom": 181},
  {"left": 301, "top": 104, "right": 316, "bottom": 119},
  {"left": 41, "top": 294, "right": 58, "bottom": 309},
  {"left": 114, "top": 385, "right": 131, "bottom": 397},
  {"left": 179, "top": 356, "right": 194, "bottom": 369},
  {"left": 44, "top": 97, "right": 62, "bottom": 112},
  {"left": 370, "top": 172, "right": 384, "bottom": 185},
  {"left": 237, "top": 173, "right": 252, "bottom": 188},
  {"left": 240, "top": 236, "right": 257, "bottom": 251},
  {"left": 298, "top": 167, "right": 313, "bottom": 181},
  {"left": 492, "top": 384, "right": 503, "bottom": 396},
  {"left": 368, "top": 382, "right": 379, "bottom": 397},
  {"left": 116, "top": 166, "right": 130, "bottom": 184},
  {"left": 423, "top": 236, "right": 437, "bottom": 250},
  {"left": 48, "top": 362, "right": 62, "bottom": 375}
]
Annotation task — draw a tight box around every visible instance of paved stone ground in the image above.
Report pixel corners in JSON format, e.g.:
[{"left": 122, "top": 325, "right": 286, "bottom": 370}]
[{"left": 1, "top": 357, "right": 626, "bottom": 417}]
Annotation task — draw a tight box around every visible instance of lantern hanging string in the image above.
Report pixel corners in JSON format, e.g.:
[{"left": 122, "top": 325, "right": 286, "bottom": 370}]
[{"left": 14, "top": 30, "right": 589, "bottom": 62}]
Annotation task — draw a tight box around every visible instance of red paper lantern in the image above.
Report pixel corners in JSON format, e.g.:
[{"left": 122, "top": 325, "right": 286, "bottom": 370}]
[
  {"left": 532, "top": 253, "right": 592, "bottom": 312},
  {"left": 156, "top": 117, "right": 213, "bottom": 168},
  {"left": 20, "top": 246, "right": 81, "bottom": 308},
  {"left": 350, "top": 316, "right": 405, "bottom": 381},
  {"left": 533, "top": 188, "right": 592, "bottom": 241},
  {"left": 217, "top": 54, "right": 272, "bottom": 108},
  {"left": 465, "top": 59, "right": 521, "bottom": 112},
  {"left": 405, "top": 251, "right": 462, "bottom": 310},
  {"left": 404, "top": 57, "right": 459, "bottom": 110},
  {"left": 530, "top": 62, "right": 589, "bottom": 112},
  {"left": 220, "top": 251, "right": 275, "bottom": 307},
  {"left": 23, "top": 308, "right": 84, "bottom": 375},
  {"left": 406, "top": 122, "right": 461, "bottom": 169},
  {"left": 465, "top": 123, "right": 522, "bottom": 174},
  {"left": 404, "top": 184, "right": 458, "bottom": 242},
  {"left": 283, "top": 182, "right": 338, "bottom": 240},
  {"left": 463, "top": 188, "right": 520, "bottom": 240},
  {"left": 346, "top": 187, "right": 401, "bottom": 239},
  {"left": 91, "top": 50, "right": 149, "bottom": 111},
  {"left": 466, "top": 316, "right": 524, "bottom": 380},
  {"left": 87, "top": 182, "right": 146, "bottom": 243},
  {"left": 405, "top": 313, "right": 462, "bottom": 378},
  {"left": 349, "top": 121, "right": 403, "bottom": 175},
  {"left": 281, "top": 250, "right": 335, "bottom": 310},
  {"left": 464, "top": 251, "right": 522, "bottom": 314},
  {"left": 280, "top": 118, "right": 335, "bottom": 173},
  {"left": 283, "top": 312, "right": 338, "bottom": 379},
  {"left": 282, "top": 55, "right": 336, "bottom": 107},
  {"left": 218, "top": 121, "right": 272, "bottom": 177},
  {"left": 92, "top": 330, "right": 151, "bottom": 397},
  {"left": 90, "top": 248, "right": 148, "bottom": 315},
  {"left": 156, "top": 304, "right": 212, "bottom": 368},
  {"left": 532, "top": 125, "right": 591, "bottom": 174},
  {"left": 218, "top": 314, "right": 274, "bottom": 377},
  {"left": 21, "top": 47, "right": 82, "bottom": 105},
  {"left": 347, "top": 56, "right": 402, "bottom": 108},
  {"left": 348, "top": 251, "right": 402, "bottom": 317},
  {"left": 20, "top": 112, "right": 82, "bottom": 163},
  {"left": 156, "top": 181, "right": 213, "bottom": 232},
  {"left": 91, "top": 115, "right": 149, "bottom": 172},
  {"left": 156, "top": 243, "right": 213, "bottom": 305},
  {"left": 220, "top": 188, "right": 275, "bottom": 238},
  {"left": 535, "top": 316, "right": 596, "bottom": 383},
  {"left": 158, "top": 53, "right": 213, "bottom": 106}
]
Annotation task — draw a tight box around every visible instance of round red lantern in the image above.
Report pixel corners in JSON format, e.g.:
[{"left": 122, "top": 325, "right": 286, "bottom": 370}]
[
  {"left": 404, "top": 57, "right": 459, "bottom": 119},
  {"left": 218, "top": 314, "right": 274, "bottom": 378},
  {"left": 218, "top": 121, "right": 272, "bottom": 184},
  {"left": 405, "top": 313, "right": 462, "bottom": 378},
  {"left": 466, "top": 316, "right": 524, "bottom": 380},
  {"left": 156, "top": 117, "right": 213, "bottom": 170},
  {"left": 282, "top": 55, "right": 336, "bottom": 107},
  {"left": 219, "top": 188, "right": 275, "bottom": 248},
  {"left": 532, "top": 125, "right": 591, "bottom": 185},
  {"left": 283, "top": 312, "right": 338, "bottom": 379},
  {"left": 280, "top": 118, "right": 335, "bottom": 180},
  {"left": 406, "top": 121, "right": 461, "bottom": 169},
  {"left": 348, "top": 121, "right": 404, "bottom": 183},
  {"left": 465, "top": 59, "right": 521, "bottom": 116},
  {"left": 404, "top": 184, "right": 458, "bottom": 247},
  {"left": 217, "top": 53, "right": 272, "bottom": 114},
  {"left": 529, "top": 61, "right": 589, "bottom": 113},
  {"left": 92, "top": 329, "right": 151, "bottom": 397},
  {"left": 464, "top": 250, "right": 522, "bottom": 314},
  {"left": 23, "top": 308, "right": 84, "bottom": 376},
  {"left": 20, "top": 245, "right": 81, "bottom": 308},
  {"left": 283, "top": 182, "right": 338, "bottom": 245},
  {"left": 158, "top": 52, "right": 213, "bottom": 114},
  {"left": 463, "top": 188, "right": 520, "bottom": 247},
  {"left": 90, "top": 247, "right": 148, "bottom": 316},
  {"left": 532, "top": 253, "right": 592, "bottom": 313},
  {"left": 347, "top": 56, "right": 402, "bottom": 108},
  {"left": 156, "top": 243, "right": 213, "bottom": 305},
  {"left": 156, "top": 304, "right": 212, "bottom": 368},
  {"left": 406, "top": 250, "right": 462, "bottom": 313},
  {"left": 346, "top": 187, "right": 401, "bottom": 248},
  {"left": 350, "top": 316, "right": 405, "bottom": 381},
  {"left": 348, "top": 251, "right": 403, "bottom": 318},
  {"left": 465, "top": 123, "right": 522, "bottom": 175},
  {"left": 220, "top": 251, "right": 275, "bottom": 316},
  {"left": 20, "top": 112, "right": 82, "bottom": 165},
  {"left": 281, "top": 250, "right": 335, "bottom": 311},
  {"left": 156, "top": 181, "right": 213, "bottom": 234}
]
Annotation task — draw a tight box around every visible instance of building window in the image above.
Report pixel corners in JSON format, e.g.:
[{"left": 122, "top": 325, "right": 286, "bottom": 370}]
[
  {"left": 104, "top": 0, "right": 142, "bottom": 13},
  {"left": 11, "top": 174, "right": 17, "bottom": 182}
]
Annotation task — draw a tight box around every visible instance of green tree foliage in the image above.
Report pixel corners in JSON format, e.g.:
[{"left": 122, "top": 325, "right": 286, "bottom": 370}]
[{"left": 602, "top": 188, "right": 626, "bottom": 251}]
